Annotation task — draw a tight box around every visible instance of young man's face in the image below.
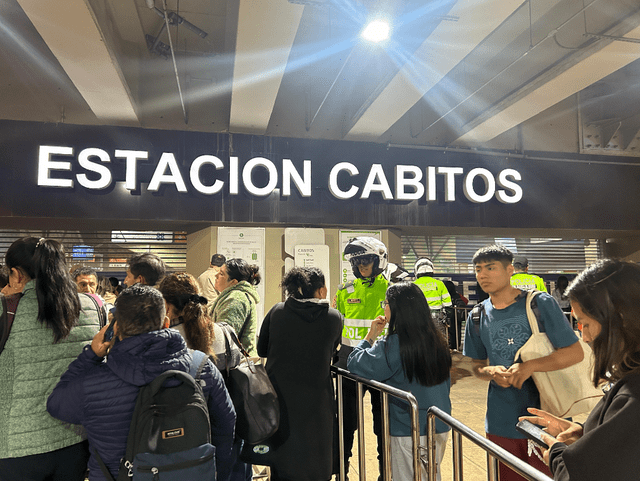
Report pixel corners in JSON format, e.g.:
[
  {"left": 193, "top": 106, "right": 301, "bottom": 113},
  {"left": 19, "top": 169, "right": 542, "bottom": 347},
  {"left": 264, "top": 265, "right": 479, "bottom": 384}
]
[
  {"left": 474, "top": 259, "right": 513, "bottom": 295},
  {"left": 124, "top": 268, "right": 144, "bottom": 287},
  {"left": 76, "top": 274, "right": 98, "bottom": 294}
]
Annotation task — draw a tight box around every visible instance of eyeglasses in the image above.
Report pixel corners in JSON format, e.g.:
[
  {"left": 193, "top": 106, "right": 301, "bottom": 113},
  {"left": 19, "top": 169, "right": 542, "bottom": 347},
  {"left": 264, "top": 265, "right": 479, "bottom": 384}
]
[{"left": 380, "top": 300, "right": 389, "bottom": 309}]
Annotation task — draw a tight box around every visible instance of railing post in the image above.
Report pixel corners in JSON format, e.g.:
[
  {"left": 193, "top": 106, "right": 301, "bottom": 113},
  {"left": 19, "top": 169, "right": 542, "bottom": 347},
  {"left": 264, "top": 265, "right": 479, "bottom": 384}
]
[
  {"left": 356, "top": 382, "right": 366, "bottom": 481},
  {"left": 487, "top": 453, "right": 500, "bottom": 481},
  {"left": 337, "top": 373, "right": 346, "bottom": 481},
  {"left": 427, "top": 412, "right": 436, "bottom": 481},
  {"left": 409, "top": 398, "right": 420, "bottom": 481},
  {"left": 452, "top": 430, "right": 463, "bottom": 481},
  {"left": 380, "top": 392, "right": 392, "bottom": 481}
]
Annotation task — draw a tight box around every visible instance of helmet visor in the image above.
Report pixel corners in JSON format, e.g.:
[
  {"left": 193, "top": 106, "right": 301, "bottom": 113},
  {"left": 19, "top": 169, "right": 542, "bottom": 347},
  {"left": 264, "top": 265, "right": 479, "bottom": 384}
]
[{"left": 350, "top": 254, "right": 377, "bottom": 267}]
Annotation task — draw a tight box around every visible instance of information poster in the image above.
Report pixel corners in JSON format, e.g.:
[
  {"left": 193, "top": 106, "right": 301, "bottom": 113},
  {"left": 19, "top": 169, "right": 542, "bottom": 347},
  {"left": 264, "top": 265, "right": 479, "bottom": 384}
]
[
  {"left": 217, "top": 227, "right": 266, "bottom": 324},
  {"left": 294, "top": 244, "right": 330, "bottom": 299},
  {"left": 339, "top": 230, "right": 382, "bottom": 285}
]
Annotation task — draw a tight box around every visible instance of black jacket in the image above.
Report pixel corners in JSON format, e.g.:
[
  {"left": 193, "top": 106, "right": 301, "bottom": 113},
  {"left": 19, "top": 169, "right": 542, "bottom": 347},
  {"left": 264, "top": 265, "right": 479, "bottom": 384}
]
[
  {"left": 257, "top": 298, "right": 343, "bottom": 481},
  {"left": 47, "top": 329, "right": 236, "bottom": 481},
  {"left": 548, "top": 371, "right": 640, "bottom": 480}
]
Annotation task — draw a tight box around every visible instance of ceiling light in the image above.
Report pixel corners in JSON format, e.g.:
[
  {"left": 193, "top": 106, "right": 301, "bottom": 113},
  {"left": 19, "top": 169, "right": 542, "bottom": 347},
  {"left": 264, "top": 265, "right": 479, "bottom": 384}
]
[{"left": 361, "top": 20, "right": 390, "bottom": 43}]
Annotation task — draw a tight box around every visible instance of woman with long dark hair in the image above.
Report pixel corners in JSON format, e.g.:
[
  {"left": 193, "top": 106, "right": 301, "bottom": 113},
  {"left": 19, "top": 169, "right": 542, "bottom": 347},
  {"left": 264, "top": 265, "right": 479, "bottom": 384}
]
[
  {"left": 257, "top": 267, "right": 343, "bottom": 481},
  {"left": 521, "top": 259, "right": 640, "bottom": 480},
  {"left": 158, "top": 272, "right": 216, "bottom": 357},
  {"left": 0, "top": 237, "right": 101, "bottom": 480},
  {"left": 347, "top": 281, "right": 452, "bottom": 481},
  {"left": 210, "top": 258, "right": 261, "bottom": 356}
]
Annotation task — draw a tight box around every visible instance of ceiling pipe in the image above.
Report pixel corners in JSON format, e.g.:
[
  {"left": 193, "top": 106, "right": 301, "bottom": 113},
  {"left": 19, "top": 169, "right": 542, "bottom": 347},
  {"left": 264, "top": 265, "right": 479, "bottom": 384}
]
[
  {"left": 151, "top": 7, "right": 208, "bottom": 38},
  {"left": 161, "top": 0, "right": 188, "bottom": 124}
]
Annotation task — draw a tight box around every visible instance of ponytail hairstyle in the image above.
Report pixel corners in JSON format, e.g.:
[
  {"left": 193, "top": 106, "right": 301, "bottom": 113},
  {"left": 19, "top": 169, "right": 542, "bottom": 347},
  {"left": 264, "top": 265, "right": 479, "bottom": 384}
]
[
  {"left": 158, "top": 272, "right": 215, "bottom": 357},
  {"left": 281, "top": 266, "right": 325, "bottom": 299},
  {"left": 225, "top": 258, "right": 261, "bottom": 286},
  {"left": 5, "top": 237, "right": 80, "bottom": 343},
  {"left": 386, "top": 282, "right": 451, "bottom": 386}
]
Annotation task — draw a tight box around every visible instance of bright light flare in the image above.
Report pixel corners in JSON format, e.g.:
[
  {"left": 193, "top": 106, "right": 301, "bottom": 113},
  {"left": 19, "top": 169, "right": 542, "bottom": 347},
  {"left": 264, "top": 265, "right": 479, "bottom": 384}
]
[{"left": 361, "top": 20, "right": 390, "bottom": 43}]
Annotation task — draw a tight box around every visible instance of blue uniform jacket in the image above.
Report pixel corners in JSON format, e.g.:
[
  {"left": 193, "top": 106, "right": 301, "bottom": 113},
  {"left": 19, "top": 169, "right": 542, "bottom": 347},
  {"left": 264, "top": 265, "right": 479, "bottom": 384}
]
[{"left": 47, "top": 329, "right": 236, "bottom": 481}]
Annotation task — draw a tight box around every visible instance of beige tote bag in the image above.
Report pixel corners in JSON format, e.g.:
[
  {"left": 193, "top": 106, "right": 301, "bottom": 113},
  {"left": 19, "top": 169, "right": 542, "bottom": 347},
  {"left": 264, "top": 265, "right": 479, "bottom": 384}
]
[{"left": 515, "top": 291, "right": 604, "bottom": 418}]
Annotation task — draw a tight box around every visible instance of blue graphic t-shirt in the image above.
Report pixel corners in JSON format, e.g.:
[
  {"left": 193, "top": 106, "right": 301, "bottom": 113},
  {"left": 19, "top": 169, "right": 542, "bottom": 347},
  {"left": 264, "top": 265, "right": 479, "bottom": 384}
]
[{"left": 463, "top": 292, "right": 578, "bottom": 438}]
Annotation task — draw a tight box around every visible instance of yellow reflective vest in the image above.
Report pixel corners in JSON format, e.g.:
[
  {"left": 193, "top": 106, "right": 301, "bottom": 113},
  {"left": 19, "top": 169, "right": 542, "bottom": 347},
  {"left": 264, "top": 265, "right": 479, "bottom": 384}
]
[
  {"left": 414, "top": 276, "right": 453, "bottom": 311},
  {"left": 510, "top": 273, "right": 547, "bottom": 292},
  {"left": 335, "top": 274, "right": 389, "bottom": 347}
]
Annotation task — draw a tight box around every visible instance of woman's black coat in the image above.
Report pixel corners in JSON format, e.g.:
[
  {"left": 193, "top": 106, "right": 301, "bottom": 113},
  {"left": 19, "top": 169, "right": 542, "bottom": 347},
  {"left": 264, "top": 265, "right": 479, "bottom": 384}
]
[{"left": 257, "top": 298, "right": 343, "bottom": 481}]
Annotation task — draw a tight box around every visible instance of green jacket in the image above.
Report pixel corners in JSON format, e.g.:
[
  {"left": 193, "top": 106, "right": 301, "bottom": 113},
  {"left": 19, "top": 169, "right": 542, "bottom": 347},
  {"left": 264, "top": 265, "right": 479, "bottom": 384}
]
[
  {"left": 209, "top": 281, "right": 260, "bottom": 356},
  {"left": 0, "top": 280, "right": 101, "bottom": 458},
  {"left": 335, "top": 274, "right": 389, "bottom": 347}
]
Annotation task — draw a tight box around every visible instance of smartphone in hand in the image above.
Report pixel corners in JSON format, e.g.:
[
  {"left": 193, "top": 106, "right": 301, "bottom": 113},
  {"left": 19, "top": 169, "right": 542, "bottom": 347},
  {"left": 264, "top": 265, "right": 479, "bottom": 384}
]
[
  {"left": 103, "top": 319, "right": 116, "bottom": 342},
  {"left": 515, "top": 420, "right": 556, "bottom": 449}
]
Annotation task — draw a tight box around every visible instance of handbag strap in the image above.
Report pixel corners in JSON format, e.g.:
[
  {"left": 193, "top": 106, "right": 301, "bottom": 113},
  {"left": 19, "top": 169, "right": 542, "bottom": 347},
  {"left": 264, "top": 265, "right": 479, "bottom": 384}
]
[
  {"left": 218, "top": 322, "right": 249, "bottom": 375},
  {"left": 226, "top": 323, "right": 251, "bottom": 359},
  {"left": 83, "top": 292, "right": 108, "bottom": 328},
  {"left": 525, "top": 290, "right": 542, "bottom": 335}
]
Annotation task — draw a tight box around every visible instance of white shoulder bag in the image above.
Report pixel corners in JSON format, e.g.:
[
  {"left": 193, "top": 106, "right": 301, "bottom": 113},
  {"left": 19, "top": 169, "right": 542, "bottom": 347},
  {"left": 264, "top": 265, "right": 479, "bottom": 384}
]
[{"left": 514, "top": 291, "right": 604, "bottom": 418}]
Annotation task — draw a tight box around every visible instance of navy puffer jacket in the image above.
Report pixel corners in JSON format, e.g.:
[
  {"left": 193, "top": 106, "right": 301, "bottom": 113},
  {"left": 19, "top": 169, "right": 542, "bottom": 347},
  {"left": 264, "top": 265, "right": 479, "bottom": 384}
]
[{"left": 47, "top": 329, "right": 236, "bottom": 481}]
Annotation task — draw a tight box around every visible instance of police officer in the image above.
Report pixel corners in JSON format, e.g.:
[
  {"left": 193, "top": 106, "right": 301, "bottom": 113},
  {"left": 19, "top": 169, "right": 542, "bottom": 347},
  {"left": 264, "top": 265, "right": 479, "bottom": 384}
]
[
  {"left": 510, "top": 255, "right": 547, "bottom": 292},
  {"left": 335, "top": 237, "right": 389, "bottom": 481},
  {"left": 413, "top": 258, "right": 453, "bottom": 342}
]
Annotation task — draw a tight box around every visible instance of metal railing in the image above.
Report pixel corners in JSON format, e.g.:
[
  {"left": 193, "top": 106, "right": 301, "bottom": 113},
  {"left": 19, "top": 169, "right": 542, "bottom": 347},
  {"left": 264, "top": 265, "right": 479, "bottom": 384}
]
[
  {"left": 332, "top": 366, "right": 554, "bottom": 481},
  {"left": 428, "top": 406, "right": 553, "bottom": 481},
  {"left": 332, "top": 366, "right": 423, "bottom": 481},
  {"left": 451, "top": 306, "right": 473, "bottom": 351}
]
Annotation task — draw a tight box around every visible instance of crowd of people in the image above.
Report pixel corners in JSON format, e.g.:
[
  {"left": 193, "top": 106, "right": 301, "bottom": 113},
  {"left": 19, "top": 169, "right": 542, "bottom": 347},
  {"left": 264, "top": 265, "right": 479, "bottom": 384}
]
[{"left": 0, "top": 235, "right": 638, "bottom": 481}]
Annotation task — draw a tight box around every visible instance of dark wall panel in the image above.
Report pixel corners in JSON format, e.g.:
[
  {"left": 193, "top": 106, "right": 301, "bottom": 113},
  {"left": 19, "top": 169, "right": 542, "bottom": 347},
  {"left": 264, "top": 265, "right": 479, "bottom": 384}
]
[{"left": 1, "top": 120, "right": 639, "bottom": 230}]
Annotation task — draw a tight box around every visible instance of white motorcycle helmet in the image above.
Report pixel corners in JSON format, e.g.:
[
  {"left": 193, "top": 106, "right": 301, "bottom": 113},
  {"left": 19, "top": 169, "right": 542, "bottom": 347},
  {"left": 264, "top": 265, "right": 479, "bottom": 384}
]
[
  {"left": 343, "top": 237, "right": 388, "bottom": 279},
  {"left": 414, "top": 257, "right": 435, "bottom": 278}
]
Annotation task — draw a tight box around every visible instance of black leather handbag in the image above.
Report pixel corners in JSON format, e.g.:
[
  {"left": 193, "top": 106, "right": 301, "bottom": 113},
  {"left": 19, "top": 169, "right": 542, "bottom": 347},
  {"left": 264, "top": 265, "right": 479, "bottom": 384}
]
[{"left": 223, "top": 326, "right": 280, "bottom": 445}]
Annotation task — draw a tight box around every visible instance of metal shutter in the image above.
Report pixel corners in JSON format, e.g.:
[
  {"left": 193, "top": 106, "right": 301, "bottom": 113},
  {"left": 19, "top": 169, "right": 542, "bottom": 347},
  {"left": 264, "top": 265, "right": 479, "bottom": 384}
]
[
  {"left": 0, "top": 229, "right": 186, "bottom": 279},
  {"left": 401, "top": 235, "right": 602, "bottom": 275}
]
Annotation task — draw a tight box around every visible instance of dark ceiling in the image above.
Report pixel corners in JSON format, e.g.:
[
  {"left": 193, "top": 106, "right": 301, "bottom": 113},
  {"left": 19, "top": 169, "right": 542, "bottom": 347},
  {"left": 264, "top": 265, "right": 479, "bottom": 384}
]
[{"left": 2, "top": 0, "right": 640, "bottom": 156}]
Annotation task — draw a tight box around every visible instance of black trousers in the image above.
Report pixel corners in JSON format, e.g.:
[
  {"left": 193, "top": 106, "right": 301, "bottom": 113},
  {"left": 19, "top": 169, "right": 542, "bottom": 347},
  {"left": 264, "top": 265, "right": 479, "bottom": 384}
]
[{"left": 0, "top": 440, "right": 89, "bottom": 481}]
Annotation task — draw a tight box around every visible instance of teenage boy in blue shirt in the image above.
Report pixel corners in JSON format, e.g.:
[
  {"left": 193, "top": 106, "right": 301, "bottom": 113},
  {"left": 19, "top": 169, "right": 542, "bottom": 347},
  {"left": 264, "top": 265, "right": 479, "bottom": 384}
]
[{"left": 463, "top": 244, "right": 583, "bottom": 481}]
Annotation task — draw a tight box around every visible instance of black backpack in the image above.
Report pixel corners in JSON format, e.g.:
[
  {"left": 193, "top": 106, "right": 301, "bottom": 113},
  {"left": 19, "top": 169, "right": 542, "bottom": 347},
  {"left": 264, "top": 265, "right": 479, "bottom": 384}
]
[{"left": 96, "top": 350, "right": 215, "bottom": 480}]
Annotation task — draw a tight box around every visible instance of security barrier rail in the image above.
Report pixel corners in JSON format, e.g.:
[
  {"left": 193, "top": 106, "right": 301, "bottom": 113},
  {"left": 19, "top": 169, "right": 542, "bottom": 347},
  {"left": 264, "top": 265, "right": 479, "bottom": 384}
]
[
  {"left": 427, "top": 406, "right": 553, "bottom": 481},
  {"left": 332, "top": 366, "right": 421, "bottom": 481},
  {"left": 332, "top": 366, "right": 553, "bottom": 481}
]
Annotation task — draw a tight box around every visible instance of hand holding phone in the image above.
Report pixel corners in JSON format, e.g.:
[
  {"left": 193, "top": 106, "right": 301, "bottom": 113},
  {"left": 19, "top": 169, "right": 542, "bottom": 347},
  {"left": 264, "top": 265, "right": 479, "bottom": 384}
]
[
  {"left": 103, "top": 319, "right": 116, "bottom": 342},
  {"left": 91, "top": 320, "right": 116, "bottom": 358},
  {"left": 515, "top": 419, "right": 556, "bottom": 449}
]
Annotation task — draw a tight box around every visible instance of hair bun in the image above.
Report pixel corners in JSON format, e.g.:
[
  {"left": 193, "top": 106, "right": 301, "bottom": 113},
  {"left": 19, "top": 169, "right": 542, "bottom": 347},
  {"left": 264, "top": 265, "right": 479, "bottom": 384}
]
[{"left": 189, "top": 294, "right": 208, "bottom": 305}]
